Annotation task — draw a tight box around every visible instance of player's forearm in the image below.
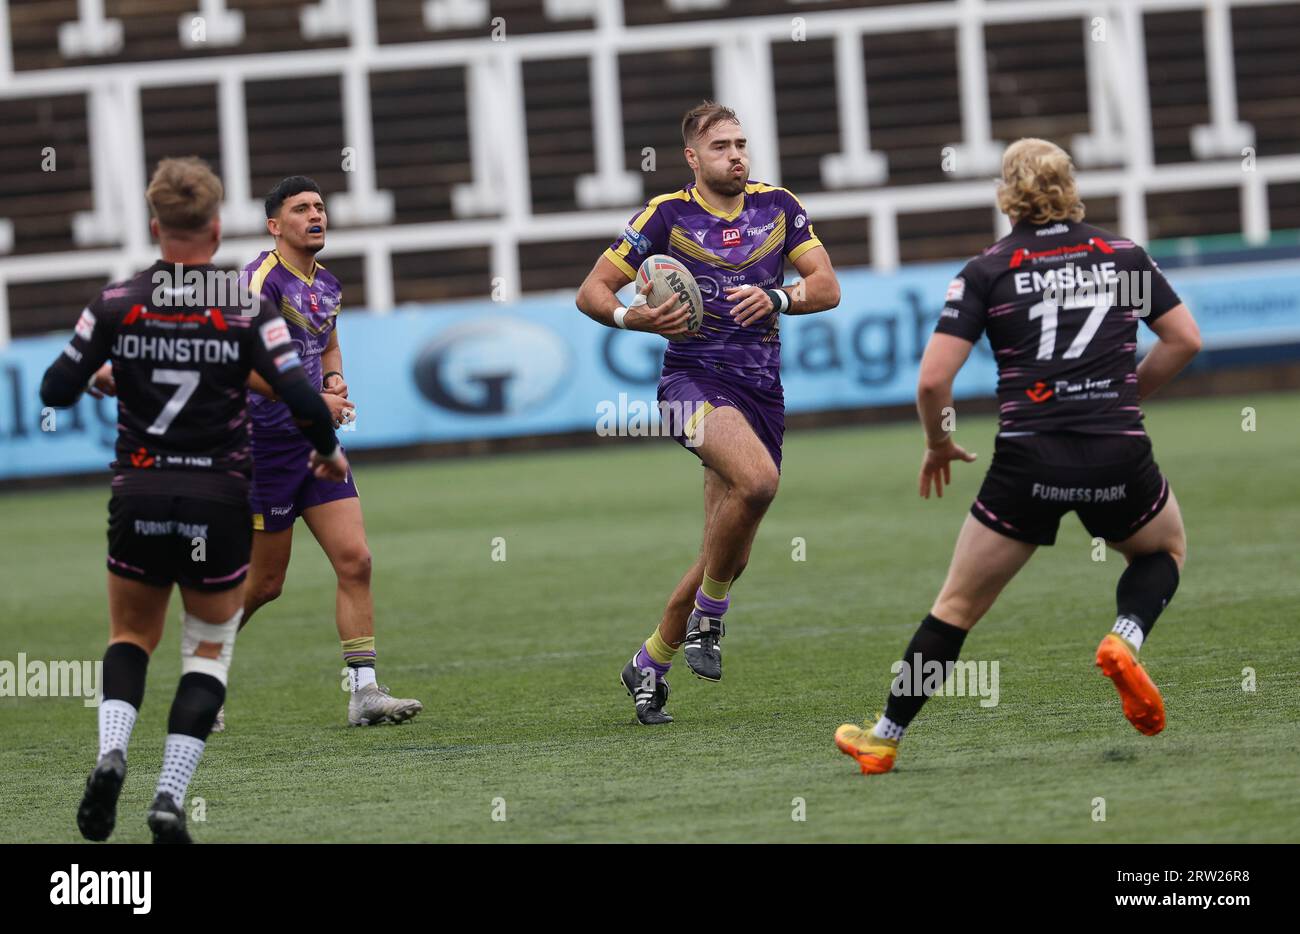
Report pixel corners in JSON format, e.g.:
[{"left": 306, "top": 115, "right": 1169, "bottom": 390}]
[
  {"left": 1136, "top": 339, "right": 1199, "bottom": 400},
  {"left": 321, "top": 344, "right": 342, "bottom": 383},
  {"left": 781, "top": 272, "right": 840, "bottom": 315},
  {"left": 916, "top": 382, "right": 955, "bottom": 446},
  {"left": 40, "top": 358, "right": 89, "bottom": 408},
  {"left": 575, "top": 281, "right": 622, "bottom": 329}
]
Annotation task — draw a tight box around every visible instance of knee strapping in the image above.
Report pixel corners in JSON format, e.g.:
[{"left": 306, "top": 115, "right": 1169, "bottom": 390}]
[{"left": 181, "top": 608, "right": 241, "bottom": 686}]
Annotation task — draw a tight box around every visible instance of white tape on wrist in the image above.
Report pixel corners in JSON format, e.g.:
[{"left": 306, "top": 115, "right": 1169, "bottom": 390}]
[{"left": 613, "top": 306, "right": 630, "bottom": 329}]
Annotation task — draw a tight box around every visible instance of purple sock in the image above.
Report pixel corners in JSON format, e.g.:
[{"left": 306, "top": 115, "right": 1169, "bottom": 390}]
[
  {"left": 693, "top": 589, "right": 729, "bottom": 617},
  {"left": 634, "top": 644, "right": 671, "bottom": 681}
]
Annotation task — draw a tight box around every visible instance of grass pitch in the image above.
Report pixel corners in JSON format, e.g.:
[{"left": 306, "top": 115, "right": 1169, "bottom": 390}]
[{"left": 2, "top": 391, "right": 1297, "bottom": 842}]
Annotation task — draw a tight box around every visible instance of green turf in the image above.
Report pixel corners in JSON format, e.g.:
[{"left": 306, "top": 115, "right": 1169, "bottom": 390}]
[{"left": 2, "top": 391, "right": 1297, "bottom": 842}]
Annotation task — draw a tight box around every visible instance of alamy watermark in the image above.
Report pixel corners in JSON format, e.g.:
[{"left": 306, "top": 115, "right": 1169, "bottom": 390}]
[
  {"left": 595, "top": 393, "right": 708, "bottom": 447},
  {"left": 890, "top": 654, "right": 1000, "bottom": 708},
  {"left": 1, "top": 654, "right": 102, "bottom": 707}
]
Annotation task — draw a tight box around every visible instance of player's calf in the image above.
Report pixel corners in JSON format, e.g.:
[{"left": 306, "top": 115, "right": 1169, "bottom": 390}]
[{"left": 834, "top": 614, "right": 968, "bottom": 774}]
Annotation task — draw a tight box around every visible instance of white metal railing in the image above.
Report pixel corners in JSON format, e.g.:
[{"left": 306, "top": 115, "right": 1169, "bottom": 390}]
[{"left": 0, "top": 0, "right": 1297, "bottom": 347}]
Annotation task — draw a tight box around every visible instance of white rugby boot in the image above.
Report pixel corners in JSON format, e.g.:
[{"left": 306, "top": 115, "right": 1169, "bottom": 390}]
[{"left": 348, "top": 683, "right": 423, "bottom": 726}]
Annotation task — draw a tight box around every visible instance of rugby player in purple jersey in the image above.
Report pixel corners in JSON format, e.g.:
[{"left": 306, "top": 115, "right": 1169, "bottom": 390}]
[
  {"left": 230, "top": 176, "right": 422, "bottom": 730},
  {"left": 835, "top": 139, "right": 1202, "bottom": 774},
  {"left": 577, "top": 102, "right": 841, "bottom": 724}
]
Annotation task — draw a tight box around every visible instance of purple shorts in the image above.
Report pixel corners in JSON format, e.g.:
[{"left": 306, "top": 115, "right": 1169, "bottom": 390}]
[
  {"left": 657, "top": 368, "right": 785, "bottom": 471},
  {"left": 249, "top": 435, "right": 357, "bottom": 532}
]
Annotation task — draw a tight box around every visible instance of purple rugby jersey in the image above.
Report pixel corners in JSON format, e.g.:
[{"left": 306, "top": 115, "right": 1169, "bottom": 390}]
[
  {"left": 243, "top": 249, "right": 342, "bottom": 437},
  {"left": 604, "top": 181, "right": 823, "bottom": 390}
]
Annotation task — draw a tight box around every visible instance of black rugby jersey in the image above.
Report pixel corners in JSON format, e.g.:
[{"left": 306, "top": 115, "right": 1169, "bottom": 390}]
[{"left": 935, "top": 219, "right": 1182, "bottom": 435}]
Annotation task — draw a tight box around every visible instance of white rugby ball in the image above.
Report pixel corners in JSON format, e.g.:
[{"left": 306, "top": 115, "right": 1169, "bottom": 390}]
[{"left": 636, "top": 254, "right": 704, "bottom": 334}]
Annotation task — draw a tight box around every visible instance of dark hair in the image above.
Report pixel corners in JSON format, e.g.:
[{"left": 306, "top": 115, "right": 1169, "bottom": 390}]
[
  {"left": 264, "top": 175, "right": 322, "bottom": 218},
  {"left": 681, "top": 101, "right": 739, "bottom": 148}
]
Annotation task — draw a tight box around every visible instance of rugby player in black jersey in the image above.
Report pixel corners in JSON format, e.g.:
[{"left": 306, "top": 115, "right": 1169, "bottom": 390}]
[
  {"left": 40, "top": 157, "right": 345, "bottom": 839},
  {"left": 835, "top": 139, "right": 1202, "bottom": 774}
]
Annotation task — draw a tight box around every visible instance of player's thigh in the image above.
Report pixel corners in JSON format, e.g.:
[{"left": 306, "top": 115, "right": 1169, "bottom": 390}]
[
  {"left": 107, "top": 573, "right": 171, "bottom": 653},
  {"left": 933, "top": 514, "right": 1037, "bottom": 630},
  {"left": 692, "top": 406, "right": 779, "bottom": 501},
  {"left": 1109, "top": 489, "right": 1186, "bottom": 569},
  {"left": 248, "top": 526, "right": 294, "bottom": 586},
  {"left": 302, "top": 496, "right": 370, "bottom": 572}
]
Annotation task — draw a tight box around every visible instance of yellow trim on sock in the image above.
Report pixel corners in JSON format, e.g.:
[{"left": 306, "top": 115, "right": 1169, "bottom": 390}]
[
  {"left": 701, "top": 573, "right": 732, "bottom": 601},
  {"left": 341, "top": 636, "right": 376, "bottom": 653},
  {"left": 645, "top": 628, "right": 679, "bottom": 664}
]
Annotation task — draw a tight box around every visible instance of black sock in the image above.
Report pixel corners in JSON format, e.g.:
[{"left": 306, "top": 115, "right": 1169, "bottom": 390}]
[
  {"left": 883, "top": 614, "right": 968, "bottom": 729},
  {"left": 166, "top": 672, "right": 226, "bottom": 739},
  {"left": 103, "top": 642, "right": 149, "bottom": 708},
  {"left": 1116, "top": 551, "right": 1180, "bottom": 637}
]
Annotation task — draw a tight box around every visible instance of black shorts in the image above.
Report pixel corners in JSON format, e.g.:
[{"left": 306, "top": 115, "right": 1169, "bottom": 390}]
[
  {"left": 970, "top": 433, "right": 1170, "bottom": 546},
  {"left": 106, "top": 476, "right": 252, "bottom": 591}
]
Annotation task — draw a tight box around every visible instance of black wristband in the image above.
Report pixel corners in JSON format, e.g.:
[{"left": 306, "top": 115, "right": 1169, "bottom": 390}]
[
  {"left": 322, "top": 370, "right": 343, "bottom": 386},
  {"left": 764, "top": 289, "right": 791, "bottom": 314}
]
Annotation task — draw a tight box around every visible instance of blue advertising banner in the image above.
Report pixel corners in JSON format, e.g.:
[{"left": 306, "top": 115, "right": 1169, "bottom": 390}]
[{"left": 2, "top": 258, "right": 1298, "bottom": 480}]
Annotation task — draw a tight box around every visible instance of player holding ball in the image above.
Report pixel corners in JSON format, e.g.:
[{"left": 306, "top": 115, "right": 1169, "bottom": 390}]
[{"left": 576, "top": 101, "right": 841, "bottom": 725}]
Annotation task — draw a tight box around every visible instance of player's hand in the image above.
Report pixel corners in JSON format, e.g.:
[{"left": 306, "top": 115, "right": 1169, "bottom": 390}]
[
  {"left": 323, "top": 374, "right": 348, "bottom": 399},
  {"left": 725, "top": 285, "right": 775, "bottom": 327},
  {"left": 309, "top": 448, "right": 349, "bottom": 482},
  {"left": 321, "top": 391, "right": 356, "bottom": 429},
  {"left": 625, "top": 278, "right": 691, "bottom": 340},
  {"left": 918, "top": 436, "right": 977, "bottom": 499},
  {"left": 87, "top": 363, "right": 116, "bottom": 399}
]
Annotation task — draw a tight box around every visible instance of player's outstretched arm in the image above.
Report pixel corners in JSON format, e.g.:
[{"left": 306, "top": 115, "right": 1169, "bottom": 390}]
[
  {"left": 1137, "top": 303, "right": 1201, "bottom": 401},
  {"left": 916, "top": 333, "right": 978, "bottom": 499},
  {"left": 575, "top": 255, "right": 688, "bottom": 337}
]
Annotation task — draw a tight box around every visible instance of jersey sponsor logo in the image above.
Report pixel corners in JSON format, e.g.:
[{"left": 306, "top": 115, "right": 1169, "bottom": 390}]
[
  {"left": 623, "top": 226, "right": 653, "bottom": 255},
  {"left": 260, "top": 318, "right": 290, "bottom": 350},
  {"left": 1035, "top": 223, "right": 1070, "bottom": 236},
  {"left": 62, "top": 344, "right": 83, "bottom": 363},
  {"left": 1053, "top": 375, "right": 1119, "bottom": 401},
  {"left": 121, "top": 304, "right": 229, "bottom": 330},
  {"left": 1025, "top": 380, "right": 1054, "bottom": 403},
  {"left": 270, "top": 505, "right": 294, "bottom": 517},
  {"left": 945, "top": 277, "right": 966, "bottom": 301},
  {"left": 75, "top": 308, "right": 96, "bottom": 341},
  {"left": 308, "top": 291, "right": 320, "bottom": 313},
  {"left": 794, "top": 213, "right": 807, "bottom": 229},
  {"left": 128, "top": 447, "right": 156, "bottom": 468},
  {"left": 940, "top": 305, "right": 961, "bottom": 319},
  {"left": 744, "top": 220, "right": 776, "bottom": 238},
  {"left": 722, "top": 227, "right": 741, "bottom": 246},
  {"left": 1008, "top": 238, "right": 1114, "bottom": 268},
  {"left": 273, "top": 350, "right": 302, "bottom": 373}
]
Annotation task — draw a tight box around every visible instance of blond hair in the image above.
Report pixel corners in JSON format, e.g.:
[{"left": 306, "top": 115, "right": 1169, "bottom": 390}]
[
  {"left": 996, "top": 138, "right": 1085, "bottom": 224},
  {"left": 145, "top": 157, "right": 223, "bottom": 231}
]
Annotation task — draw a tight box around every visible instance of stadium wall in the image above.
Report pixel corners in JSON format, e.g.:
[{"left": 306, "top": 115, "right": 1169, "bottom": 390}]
[{"left": 2, "top": 257, "right": 1298, "bottom": 482}]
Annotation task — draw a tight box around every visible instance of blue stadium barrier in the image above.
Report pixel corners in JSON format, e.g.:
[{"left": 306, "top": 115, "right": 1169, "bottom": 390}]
[{"left": 2, "top": 258, "right": 1298, "bottom": 480}]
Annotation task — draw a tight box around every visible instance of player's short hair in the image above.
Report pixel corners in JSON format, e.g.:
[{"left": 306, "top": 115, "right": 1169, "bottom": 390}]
[
  {"left": 264, "top": 175, "right": 322, "bottom": 218},
  {"left": 997, "top": 138, "right": 1085, "bottom": 224},
  {"left": 145, "top": 157, "right": 223, "bottom": 231},
  {"left": 681, "top": 101, "right": 740, "bottom": 148}
]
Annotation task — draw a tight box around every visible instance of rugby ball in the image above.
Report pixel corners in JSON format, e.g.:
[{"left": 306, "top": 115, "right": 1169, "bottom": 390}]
[{"left": 636, "top": 254, "right": 704, "bottom": 334}]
